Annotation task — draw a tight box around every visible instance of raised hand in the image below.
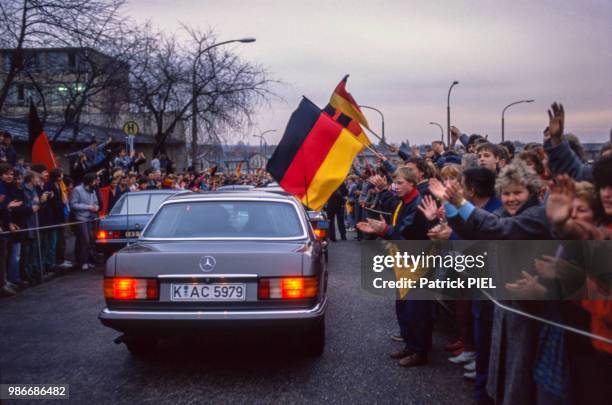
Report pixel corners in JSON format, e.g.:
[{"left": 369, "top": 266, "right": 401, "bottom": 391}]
[
  {"left": 418, "top": 195, "right": 438, "bottom": 221},
  {"left": 368, "top": 175, "right": 388, "bottom": 192},
  {"left": 546, "top": 175, "right": 574, "bottom": 228},
  {"left": 533, "top": 255, "right": 558, "bottom": 280},
  {"left": 356, "top": 218, "right": 385, "bottom": 234},
  {"left": 547, "top": 102, "right": 565, "bottom": 147},
  {"left": 428, "top": 178, "right": 448, "bottom": 202},
  {"left": 7, "top": 200, "right": 23, "bottom": 209},
  {"left": 450, "top": 126, "right": 461, "bottom": 143},
  {"left": 445, "top": 182, "right": 465, "bottom": 207},
  {"left": 543, "top": 126, "right": 551, "bottom": 143},
  {"left": 427, "top": 223, "right": 452, "bottom": 240},
  {"left": 505, "top": 270, "right": 547, "bottom": 299}
]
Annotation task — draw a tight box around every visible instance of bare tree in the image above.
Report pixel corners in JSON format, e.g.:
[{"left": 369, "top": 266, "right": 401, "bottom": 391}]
[
  {"left": 0, "top": 0, "right": 128, "bottom": 112},
  {"left": 130, "top": 26, "right": 192, "bottom": 155},
  {"left": 130, "top": 25, "right": 278, "bottom": 159}
]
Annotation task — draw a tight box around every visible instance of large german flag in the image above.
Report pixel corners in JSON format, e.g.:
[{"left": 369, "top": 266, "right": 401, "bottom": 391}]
[
  {"left": 329, "top": 75, "right": 370, "bottom": 130},
  {"left": 323, "top": 104, "right": 371, "bottom": 146},
  {"left": 266, "top": 97, "right": 364, "bottom": 211}
]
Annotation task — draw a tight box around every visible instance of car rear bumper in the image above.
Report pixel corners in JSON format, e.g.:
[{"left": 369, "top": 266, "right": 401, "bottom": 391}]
[{"left": 99, "top": 297, "right": 327, "bottom": 333}]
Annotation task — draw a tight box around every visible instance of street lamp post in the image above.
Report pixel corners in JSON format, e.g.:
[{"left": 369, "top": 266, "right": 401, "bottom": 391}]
[
  {"left": 501, "top": 99, "right": 534, "bottom": 142},
  {"left": 429, "top": 121, "right": 444, "bottom": 142},
  {"left": 191, "top": 37, "right": 256, "bottom": 170},
  {"left": 252, "top": 129, "right": 276, "bottom": 154},
  {"left": 447, "top": 81, "right": 459, "bottom": 147},
  {"left": 358, "top": 105, "right": 385, "bottom": 143}
]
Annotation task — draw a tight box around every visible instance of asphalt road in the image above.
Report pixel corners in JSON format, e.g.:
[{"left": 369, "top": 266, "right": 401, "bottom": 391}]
[{"left": 0, "top": 238, "right": 473, "bottom": 404}]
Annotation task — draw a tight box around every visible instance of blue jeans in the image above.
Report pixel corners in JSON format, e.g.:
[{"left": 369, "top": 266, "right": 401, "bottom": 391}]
[
  {"left": 42, "top": 229, "right": 58, "bottom": 270},
  {"left": 396, "top": 299, "right": 435, "bottom": 356},
  {"left": 22, "top": 238, "right": 42, "bottom": 280},
  {"left": 7, "top": 241, "right": 21, "bottom": 283}
]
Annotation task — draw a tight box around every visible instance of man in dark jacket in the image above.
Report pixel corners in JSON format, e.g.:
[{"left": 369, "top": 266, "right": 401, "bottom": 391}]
[
  {"left": 324, "top": 184, "right": 348, "bottom": 241},
  {"left": 6, "top": 171, "right": 33, "bottom": 288},
  {"left": 41, "top": 168, "right": 65, "bottom": 273},
  {"left": 0, "top": 164, "right": 21, "bottom": 295},
  {"left": 357, "top": 167, "right": 437, "bottom": 367}
]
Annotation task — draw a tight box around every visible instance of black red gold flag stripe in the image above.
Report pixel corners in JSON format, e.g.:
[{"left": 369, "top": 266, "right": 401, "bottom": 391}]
[
  {"left": 329, "top": 75, "right": 370, "bottom": 130},
  {"left": 266, "top": 97, "right": 364, "bottom": 210},
  {"left": 323, "top": 104, "right": 372, "bottom": 146}
]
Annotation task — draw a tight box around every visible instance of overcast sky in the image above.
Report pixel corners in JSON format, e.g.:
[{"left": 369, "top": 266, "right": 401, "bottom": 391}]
[{"left": 126, "top": 0, "right": 612, "bottom": 145}]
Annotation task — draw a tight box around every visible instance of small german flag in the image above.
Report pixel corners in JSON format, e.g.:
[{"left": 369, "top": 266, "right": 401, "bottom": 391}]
[
  {"left": 266, "top": 97, "right": 363, "bottom": 211},
  {"left": 323, "top": 104, "right": 371, "bottom": 146},
  {"left": 329, "top": 75, "right": 370, "bottom": 130}
]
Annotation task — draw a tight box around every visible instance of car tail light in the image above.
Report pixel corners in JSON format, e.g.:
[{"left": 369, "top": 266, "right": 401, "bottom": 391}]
[
  {"left": 104, "top": 278, "right": 158, "bottom": 300},
  {"left": 97, "top": 230, "right": 121, "bottom": 240},
  {"left": 258, "top": 277, "right": 318, "bottom": 299},
  {"left": 313, "top": 228, "right": 326, "bottom": 239}
]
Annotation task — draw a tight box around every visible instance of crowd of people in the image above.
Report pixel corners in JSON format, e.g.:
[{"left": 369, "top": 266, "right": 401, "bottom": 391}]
[
  {"left": 0, "top": 133, "right": 273, "bottom": 296},
  {"left": 322, "top": 102, "right": 610, "bottom": 404},
  {"left": 1, "top": 101, "right": 610, "bottom": 403}
]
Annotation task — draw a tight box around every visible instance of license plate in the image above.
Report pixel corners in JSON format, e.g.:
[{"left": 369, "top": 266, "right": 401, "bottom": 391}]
[
  {"left": 170, "top": 283, "right": 246, "bottom": 301},
  {"left": 125, "top": 231, "right": 140, "bottom": 238}
]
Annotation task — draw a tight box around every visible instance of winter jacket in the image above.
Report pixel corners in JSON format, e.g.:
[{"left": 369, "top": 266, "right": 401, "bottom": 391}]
[
  {"left": 69, "top": 184, "right": 99, "bottom": 222},
  {"left": 446, "top": 195, "right": 553, "bottom": 240},
  {"left": 544, "top": 139, "right": 593, "bottom": 182},
  {"left": 377, "top": 188, "right": 434, "bottom": 240}
]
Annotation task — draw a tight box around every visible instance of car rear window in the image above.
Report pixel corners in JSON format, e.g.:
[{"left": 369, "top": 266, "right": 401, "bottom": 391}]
[
  {"left": 148, "top": 194, "right": 172, "bottom": 213},
  {"left": 110, "top": 193, "right": 172, "bottom": 215},
  {"left": 143, "top": 201, "right": 304, "bottom": 238}
]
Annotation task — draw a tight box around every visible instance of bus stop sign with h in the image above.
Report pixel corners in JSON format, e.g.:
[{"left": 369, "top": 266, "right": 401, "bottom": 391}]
[{"left": 122, "top": 121, "right": 140, "bottom": 154}]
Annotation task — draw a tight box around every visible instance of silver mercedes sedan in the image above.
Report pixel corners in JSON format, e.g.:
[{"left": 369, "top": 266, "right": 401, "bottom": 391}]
[{"left": 99, "top": 191, "right": 328, "bottom": 356}]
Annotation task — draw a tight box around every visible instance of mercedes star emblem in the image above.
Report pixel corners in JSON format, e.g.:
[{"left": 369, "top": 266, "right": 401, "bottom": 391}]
[{"left": 199, "top": 256, "right": 216, "bottom": 272}]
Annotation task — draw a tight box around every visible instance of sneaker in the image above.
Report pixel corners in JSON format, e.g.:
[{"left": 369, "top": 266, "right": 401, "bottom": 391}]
[
  {"left": 1, "top": 285, "right": 17, "bottom": 296},
  {"left": 464, "top": 360, "right": 476, "bottom": 371},
  {"left": 463, "top": 371, "right": 476, "bottom": 380},
  {"left": 81, "top": 264, "right": 90, "bottom": 271},
  {"left": 449, "top": 351, "right": 476, "bottom": 364},
  {"left": 390, "top": 333, "right": 404, "bottom": 343},
  {"left": 59, "top": 260, "right": 73, "bottom": 268},
  {"left": 6, "top": 281, "right": 18, "bottom": 290}
]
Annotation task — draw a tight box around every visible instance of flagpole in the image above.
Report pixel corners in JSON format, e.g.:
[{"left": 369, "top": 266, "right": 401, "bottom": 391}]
[{"left": 363, "top": 125, "right": 391, "bottom": 147}]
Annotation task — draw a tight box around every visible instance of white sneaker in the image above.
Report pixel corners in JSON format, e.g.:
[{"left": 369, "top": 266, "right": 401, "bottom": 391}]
[
  {"left": 81, "top": 264, "right": 90, "bottom": 271},
  {"left": 59, "top": 260, "right": 73, "bottom": 268},
  {"left": 464, "top": 360, "right": 476, "bottom": 371},
  {"left": 463, "top": 371, "right": 476, "bottom": 380},
  {"left": 449, "top": 351, "right": 476, "bottom": 364}
]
